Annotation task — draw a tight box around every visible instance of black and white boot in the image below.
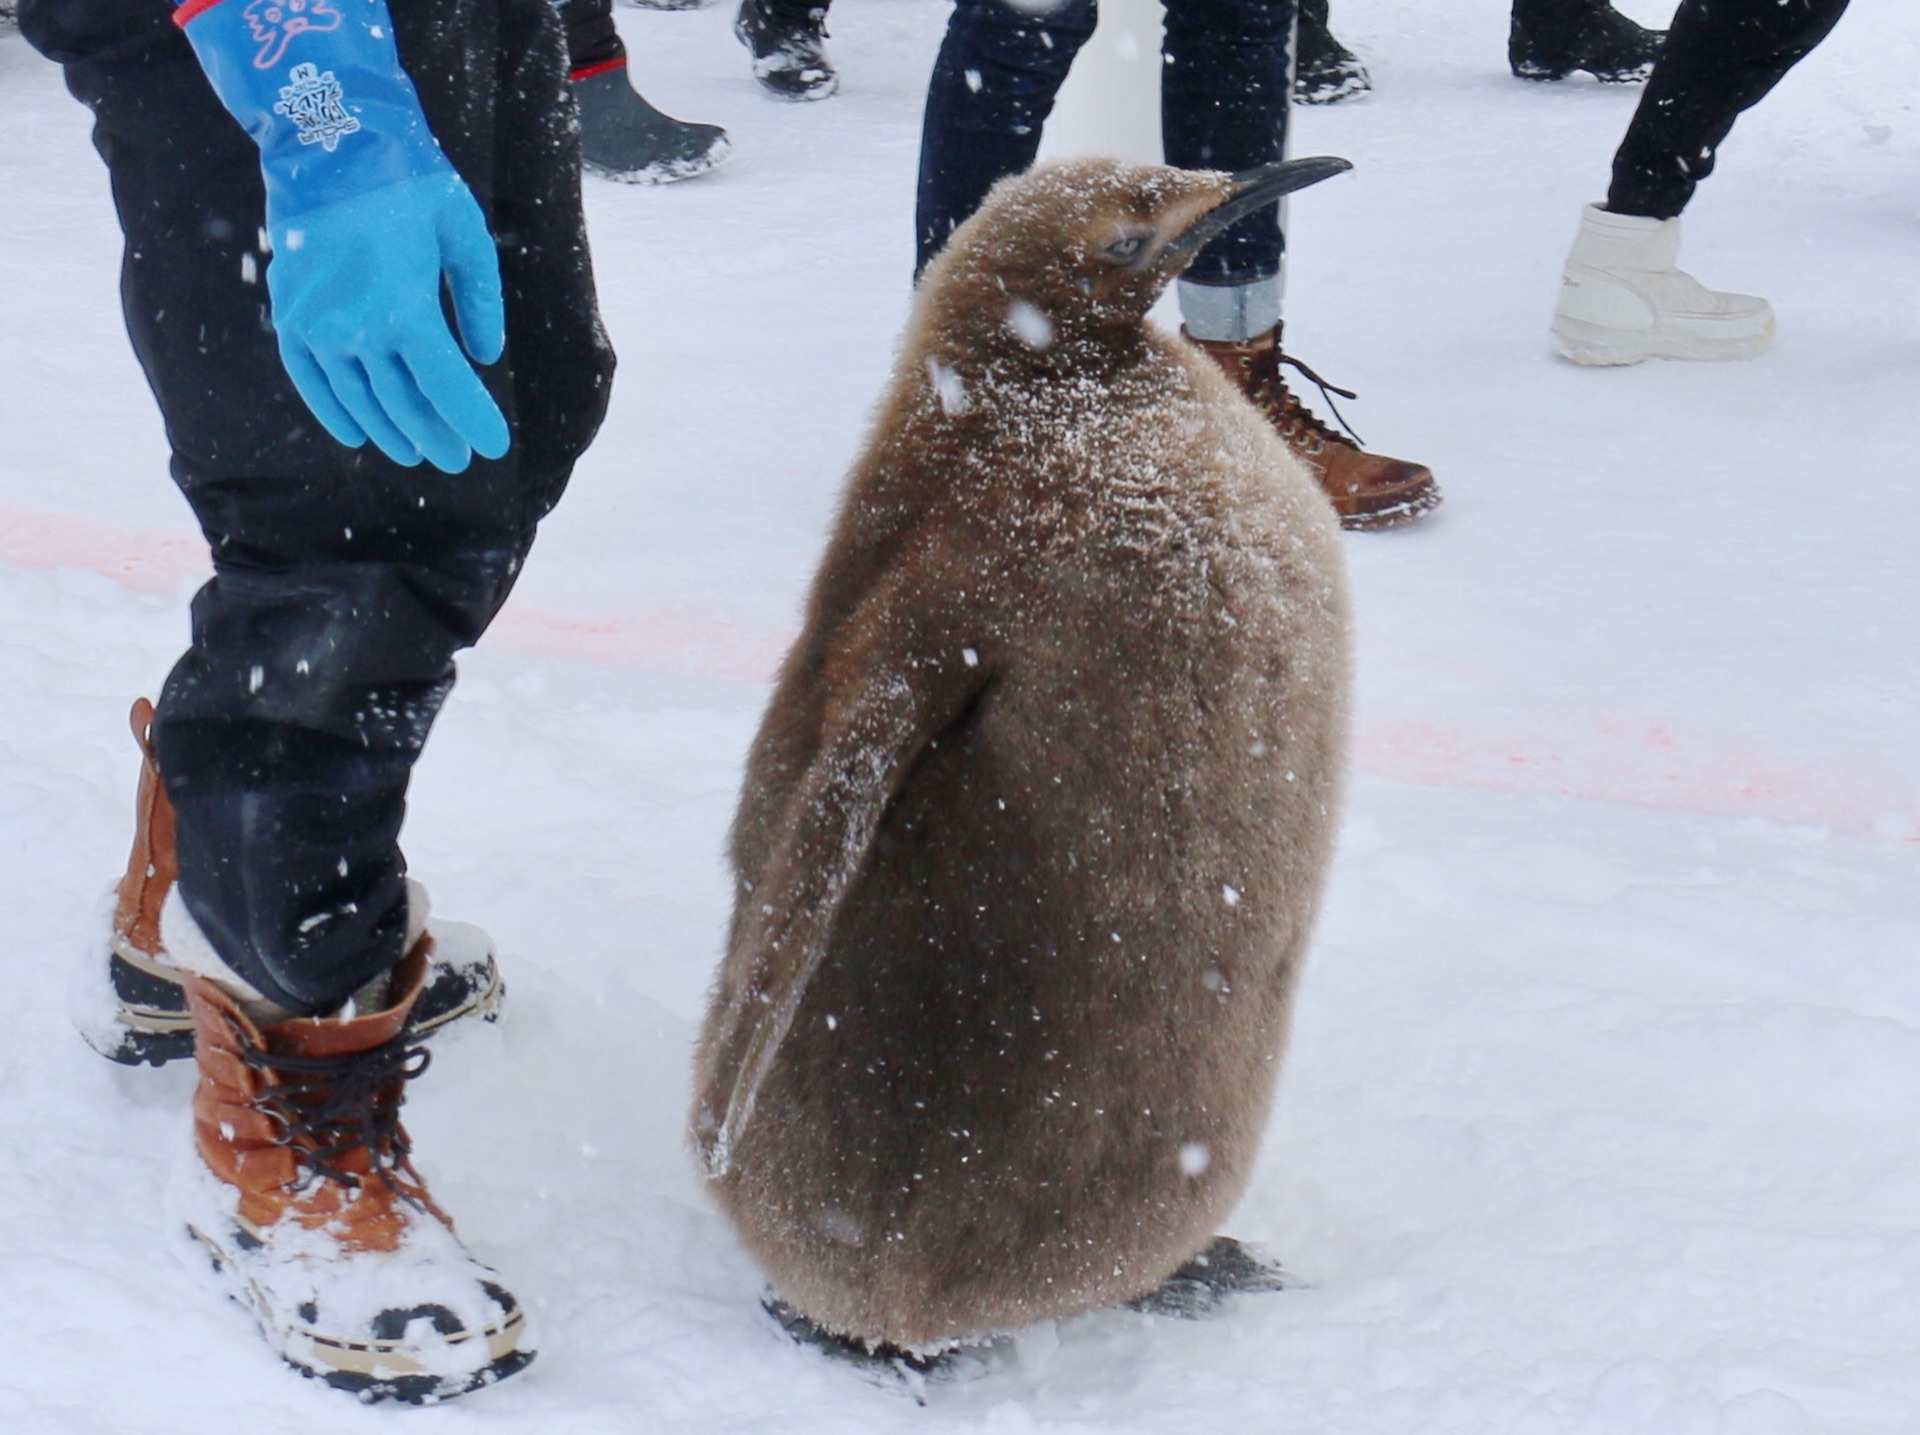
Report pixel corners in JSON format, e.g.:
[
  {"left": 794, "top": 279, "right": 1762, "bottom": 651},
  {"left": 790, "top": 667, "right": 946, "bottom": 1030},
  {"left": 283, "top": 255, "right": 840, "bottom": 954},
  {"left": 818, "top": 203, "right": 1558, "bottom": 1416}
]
[
  {"left": 1294, "top": 0, "right": 1371, "bottom": 105},
  {"left": 735, "top": 0, "right": 838, "bottom": 101},
  {"left": 1510, "top": 0, "right": 1664, "bottom": 84}
]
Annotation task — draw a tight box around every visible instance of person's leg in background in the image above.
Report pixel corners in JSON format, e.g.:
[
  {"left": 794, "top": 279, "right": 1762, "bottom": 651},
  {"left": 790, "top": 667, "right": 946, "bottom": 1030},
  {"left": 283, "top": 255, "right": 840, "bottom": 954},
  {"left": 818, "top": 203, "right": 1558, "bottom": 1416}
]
[
  {"left": 1297, "top": 0, "right": 1666, "bottom": 106},
  {"left": 736, "top": 0, "right": 840, "bottom": 100},
  {"left": 914, "top": 0, "right": 1097, "bottom": 273},
  {"left": 561, "top": 0, "right": 732, "bottom": 182},
  {"left": 1166, "top": 0, "right": 1440, "bottom": 529},
  {"left": 1551, "top": 0, "right": 1851, "bottom": 364}
]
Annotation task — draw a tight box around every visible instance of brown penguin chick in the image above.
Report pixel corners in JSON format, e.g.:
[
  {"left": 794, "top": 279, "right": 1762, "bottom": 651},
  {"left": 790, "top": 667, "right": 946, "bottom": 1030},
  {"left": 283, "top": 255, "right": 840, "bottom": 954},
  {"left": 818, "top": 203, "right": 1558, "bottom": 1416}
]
[{"left": 692, "top": 156, "right": 1354, "bottom": 1352}]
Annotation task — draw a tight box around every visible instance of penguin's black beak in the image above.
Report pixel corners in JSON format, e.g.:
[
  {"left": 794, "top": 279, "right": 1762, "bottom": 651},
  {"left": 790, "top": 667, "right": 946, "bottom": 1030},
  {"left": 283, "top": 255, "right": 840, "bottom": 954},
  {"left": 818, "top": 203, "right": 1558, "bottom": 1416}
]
[{"left": 1154, "top": 156, "right": 1354, "bottom": 271}]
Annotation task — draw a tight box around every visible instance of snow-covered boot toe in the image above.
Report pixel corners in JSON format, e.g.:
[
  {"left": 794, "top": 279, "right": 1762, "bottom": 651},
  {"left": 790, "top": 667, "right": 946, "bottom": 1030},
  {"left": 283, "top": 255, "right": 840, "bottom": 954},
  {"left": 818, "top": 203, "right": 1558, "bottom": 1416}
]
[
  {"left": 1510, "top": 0, "right": 1663, "bottom": 83},
  {"left": 734, "top": 0, "right": 838, "bottom": 101},
  {"left": 572, "top": 62, "right": 732, "bottom": 184},
  {"left": 74, "top": 699, "right": 503, "bottom": 1066},
  {"left": 1293, "top": 0, "right": 1370, "bottom": 105},
  {"left": 1551, "top": 203, "right": 1774, "bottom": 365},
  {"left": 175, "top": 940, "right": 532, "bottom": 1402}
]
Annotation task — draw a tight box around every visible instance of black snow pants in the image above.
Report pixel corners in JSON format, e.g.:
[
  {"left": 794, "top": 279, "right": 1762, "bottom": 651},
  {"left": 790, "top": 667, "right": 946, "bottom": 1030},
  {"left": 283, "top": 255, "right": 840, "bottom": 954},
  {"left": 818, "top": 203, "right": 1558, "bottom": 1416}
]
[
  {"left": 1608, "top": 0, "right": 1851, "bottom": 219},
  {"left": 916, "top": 0, "right": 1296, "bottom": 284},
  {"left": 22, "top": 0, "right": 615, "bottom": 1014},
  {"left": 558, "top": 0, "right": 629, "bottom": 75}
]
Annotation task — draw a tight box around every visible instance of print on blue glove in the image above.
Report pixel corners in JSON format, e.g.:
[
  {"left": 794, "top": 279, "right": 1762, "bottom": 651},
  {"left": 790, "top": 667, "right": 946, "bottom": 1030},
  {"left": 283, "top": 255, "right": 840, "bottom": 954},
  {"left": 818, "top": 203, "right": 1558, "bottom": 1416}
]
[{"left": 177, "top": 0, "right": 509, "bottom": 471}]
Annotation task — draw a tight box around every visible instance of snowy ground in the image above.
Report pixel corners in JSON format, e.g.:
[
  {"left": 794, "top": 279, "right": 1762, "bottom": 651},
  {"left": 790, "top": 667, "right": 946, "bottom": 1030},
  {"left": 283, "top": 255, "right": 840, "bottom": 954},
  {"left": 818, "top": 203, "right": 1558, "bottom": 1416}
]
[{"left": 3, "top": 1, "right": 1919, "bottom": 1430}]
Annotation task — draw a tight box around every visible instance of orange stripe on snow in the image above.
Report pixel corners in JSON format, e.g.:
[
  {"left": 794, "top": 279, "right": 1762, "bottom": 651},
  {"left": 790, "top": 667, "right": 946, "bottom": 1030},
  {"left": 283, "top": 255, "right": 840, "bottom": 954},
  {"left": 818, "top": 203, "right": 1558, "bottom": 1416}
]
[
  {"left": 0, "top": 505, "right": 788, "bottom": 683},
  {"left": 1354, "top": 719, "right": 1917, "bottom": 842},
  {"left": 0, "top": 508, "right": 207, "bottom": 596}
]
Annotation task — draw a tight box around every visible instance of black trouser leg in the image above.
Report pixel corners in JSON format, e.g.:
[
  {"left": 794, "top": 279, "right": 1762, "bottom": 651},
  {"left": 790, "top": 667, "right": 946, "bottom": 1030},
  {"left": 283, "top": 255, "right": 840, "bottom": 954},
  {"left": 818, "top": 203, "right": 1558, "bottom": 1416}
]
[
  {"left": 1607, "top": 0, "right": 1850, "bottom": 219},
  {"left": 914, "top": 0, "right": 1294, "bottom": 282},
  {"left": 25, "top": 0, "right": 614, "bottom": 1013},
  {"left": 915, "top": 0, "right": 1096, "bottom": 276},
  {"left": 1161, "top": 0, "right": 1294, "bottom": 286},
  {"left": 560, "top": 0, "right": 626, "bottom": 72},
  {"left": 1511, "top": 0, "right": 1615, "bottom": 29},
  {"left": 764, "top": 0, "right": 831, "bottom": 31}
]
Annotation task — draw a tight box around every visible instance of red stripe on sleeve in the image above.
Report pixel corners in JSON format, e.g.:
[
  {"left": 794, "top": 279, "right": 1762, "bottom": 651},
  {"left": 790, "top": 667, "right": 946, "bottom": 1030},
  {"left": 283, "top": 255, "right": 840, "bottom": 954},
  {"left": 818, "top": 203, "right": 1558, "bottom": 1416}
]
[
  {"left": 173, "top": 0, "right": 234, "bottom": 29},
  {"left": 568, "top": 57, "right": 628, "bottom": 83}
]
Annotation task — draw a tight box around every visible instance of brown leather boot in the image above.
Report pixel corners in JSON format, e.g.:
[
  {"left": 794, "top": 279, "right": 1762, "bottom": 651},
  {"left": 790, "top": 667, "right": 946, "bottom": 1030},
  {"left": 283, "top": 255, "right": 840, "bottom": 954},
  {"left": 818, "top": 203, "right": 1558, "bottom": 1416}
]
[
  {"left": 179, "top": 939, "right": 533, "bottom": 1401},
  {"left": 78, "top": 699, "right": 503, "bottom": 1066},
  {"left": 1184, "top": 325, "right": 1442, "bottom": 531},
  {"left": 88, "top": 698, "right": 194, "bottom": 1062}
]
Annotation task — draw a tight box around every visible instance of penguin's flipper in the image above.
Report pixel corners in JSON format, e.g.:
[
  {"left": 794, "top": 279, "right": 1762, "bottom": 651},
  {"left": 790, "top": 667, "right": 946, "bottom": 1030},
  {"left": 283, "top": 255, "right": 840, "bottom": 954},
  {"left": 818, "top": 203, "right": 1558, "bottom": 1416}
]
[{"left": 697, "top": 593, "right": 993, "bottom": 1173}]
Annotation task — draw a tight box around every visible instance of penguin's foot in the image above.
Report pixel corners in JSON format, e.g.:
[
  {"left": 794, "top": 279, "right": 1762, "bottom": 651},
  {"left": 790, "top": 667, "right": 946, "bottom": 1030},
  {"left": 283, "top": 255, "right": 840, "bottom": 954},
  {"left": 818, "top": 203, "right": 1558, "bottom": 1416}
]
[
  {"left": 761, "top": 1296, "right": 1001, "bottom": 1402},
  {"left": 1126, "top": 1236, "right": 1291, "bottom": 1320}
]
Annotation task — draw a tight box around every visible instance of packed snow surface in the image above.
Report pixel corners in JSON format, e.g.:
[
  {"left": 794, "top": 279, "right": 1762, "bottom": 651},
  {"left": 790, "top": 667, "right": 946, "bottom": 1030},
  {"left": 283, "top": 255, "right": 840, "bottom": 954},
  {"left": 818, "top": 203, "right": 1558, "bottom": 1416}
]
[{"left": 2, "top": 1, "right": 1917, "bottom": 1430}]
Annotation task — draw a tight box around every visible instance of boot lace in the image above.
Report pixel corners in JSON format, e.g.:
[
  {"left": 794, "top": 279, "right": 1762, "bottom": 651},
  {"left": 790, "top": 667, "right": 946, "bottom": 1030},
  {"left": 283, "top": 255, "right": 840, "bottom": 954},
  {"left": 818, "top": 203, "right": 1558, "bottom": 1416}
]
[
  {"left": 1272, "top": 351, "right": 1366, "bottom": 449},
  {"left": 234, "top": 1020, "right": 433, "bottom": 1203}
]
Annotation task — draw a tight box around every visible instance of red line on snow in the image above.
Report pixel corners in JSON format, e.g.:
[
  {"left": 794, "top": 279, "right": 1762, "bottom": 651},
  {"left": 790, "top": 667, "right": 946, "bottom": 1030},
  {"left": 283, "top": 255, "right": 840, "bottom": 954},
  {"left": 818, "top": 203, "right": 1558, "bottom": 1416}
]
[
  {"left": 3, "top": 506, "right": 1914, "bottom": 841},
  {"left": 0, "top": 506, "right": 787, "bottom": 683},
  {"left": 1354, "top": 719, "right": 1916, "bottom": 843}
]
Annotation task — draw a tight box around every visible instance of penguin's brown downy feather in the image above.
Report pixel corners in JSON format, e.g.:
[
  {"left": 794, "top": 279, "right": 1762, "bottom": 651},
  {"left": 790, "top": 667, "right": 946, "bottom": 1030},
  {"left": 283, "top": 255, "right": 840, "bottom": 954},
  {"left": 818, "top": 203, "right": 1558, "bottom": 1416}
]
[{"left": 692, "top": 157, "right": 1352, "bottom": 1350}]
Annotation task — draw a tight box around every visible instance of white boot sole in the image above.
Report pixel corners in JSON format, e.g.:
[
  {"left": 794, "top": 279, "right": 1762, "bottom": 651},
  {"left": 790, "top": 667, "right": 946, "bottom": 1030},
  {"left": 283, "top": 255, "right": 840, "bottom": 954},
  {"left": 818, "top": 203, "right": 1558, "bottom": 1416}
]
[
  {"left": 170, "top": 1162, "right": 534, "bottom": 1403},
  {"left": 1551, "top": 311, "right": 1775, "bottom": 367}
]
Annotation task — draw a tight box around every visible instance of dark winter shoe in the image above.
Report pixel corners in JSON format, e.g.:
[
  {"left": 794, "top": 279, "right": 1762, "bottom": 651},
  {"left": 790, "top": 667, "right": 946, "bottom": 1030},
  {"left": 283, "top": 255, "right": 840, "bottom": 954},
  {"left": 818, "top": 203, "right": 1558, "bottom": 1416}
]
[
  {"left": 571, "top": 60, "right": 732, "bottom": 184},
  {"left": 1294, "top": 0, "right": 1370, "bottom": 105},
  {"left": 1185, "top": 326, "right": 1441, "bottom": 531},
  {"left": 176, "top": 939, "right": 533, "bottom": 1402},
  {"left": 74, "top": 699, "right": 503, "bottom": 1067},
  {"left": 1510, "top": 0, "right": 1663, "bottom": 84},
  {"left": 734, "top": 0, "right": 838, "bottom": 101}
]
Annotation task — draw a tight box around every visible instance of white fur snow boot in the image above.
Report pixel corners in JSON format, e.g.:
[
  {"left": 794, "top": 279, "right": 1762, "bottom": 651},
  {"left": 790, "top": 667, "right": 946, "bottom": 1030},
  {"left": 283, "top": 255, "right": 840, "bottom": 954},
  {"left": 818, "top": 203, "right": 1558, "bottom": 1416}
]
[{"left": 1551, "top": 203, "right": 1774, "bottom": 366}]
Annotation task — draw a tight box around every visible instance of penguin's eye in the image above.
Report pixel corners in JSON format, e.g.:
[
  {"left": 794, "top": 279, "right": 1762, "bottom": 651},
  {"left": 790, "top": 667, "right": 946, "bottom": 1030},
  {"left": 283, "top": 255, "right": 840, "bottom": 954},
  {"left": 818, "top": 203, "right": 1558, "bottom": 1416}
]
[{"left": 1100, "top": 232, "right": 1152, "bottom": 265}]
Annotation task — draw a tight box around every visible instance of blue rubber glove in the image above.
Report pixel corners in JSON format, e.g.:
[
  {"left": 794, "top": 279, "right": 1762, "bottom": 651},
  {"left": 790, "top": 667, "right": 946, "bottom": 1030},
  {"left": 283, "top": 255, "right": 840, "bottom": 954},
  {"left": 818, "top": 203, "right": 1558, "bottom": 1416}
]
[{"left": 176, "top": 0, "right": 508, "bottom": 471}]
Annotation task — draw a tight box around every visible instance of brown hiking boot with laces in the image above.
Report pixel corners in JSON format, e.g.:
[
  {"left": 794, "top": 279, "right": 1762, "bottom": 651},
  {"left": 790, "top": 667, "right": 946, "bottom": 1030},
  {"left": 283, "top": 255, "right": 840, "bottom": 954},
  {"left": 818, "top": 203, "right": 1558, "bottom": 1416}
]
[
  {"left": 177, "top": 936, "right": 533, "bottom": 1401},
  {"left": 1185, "top": 325, "right": 1441, "bottom": 531}
]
